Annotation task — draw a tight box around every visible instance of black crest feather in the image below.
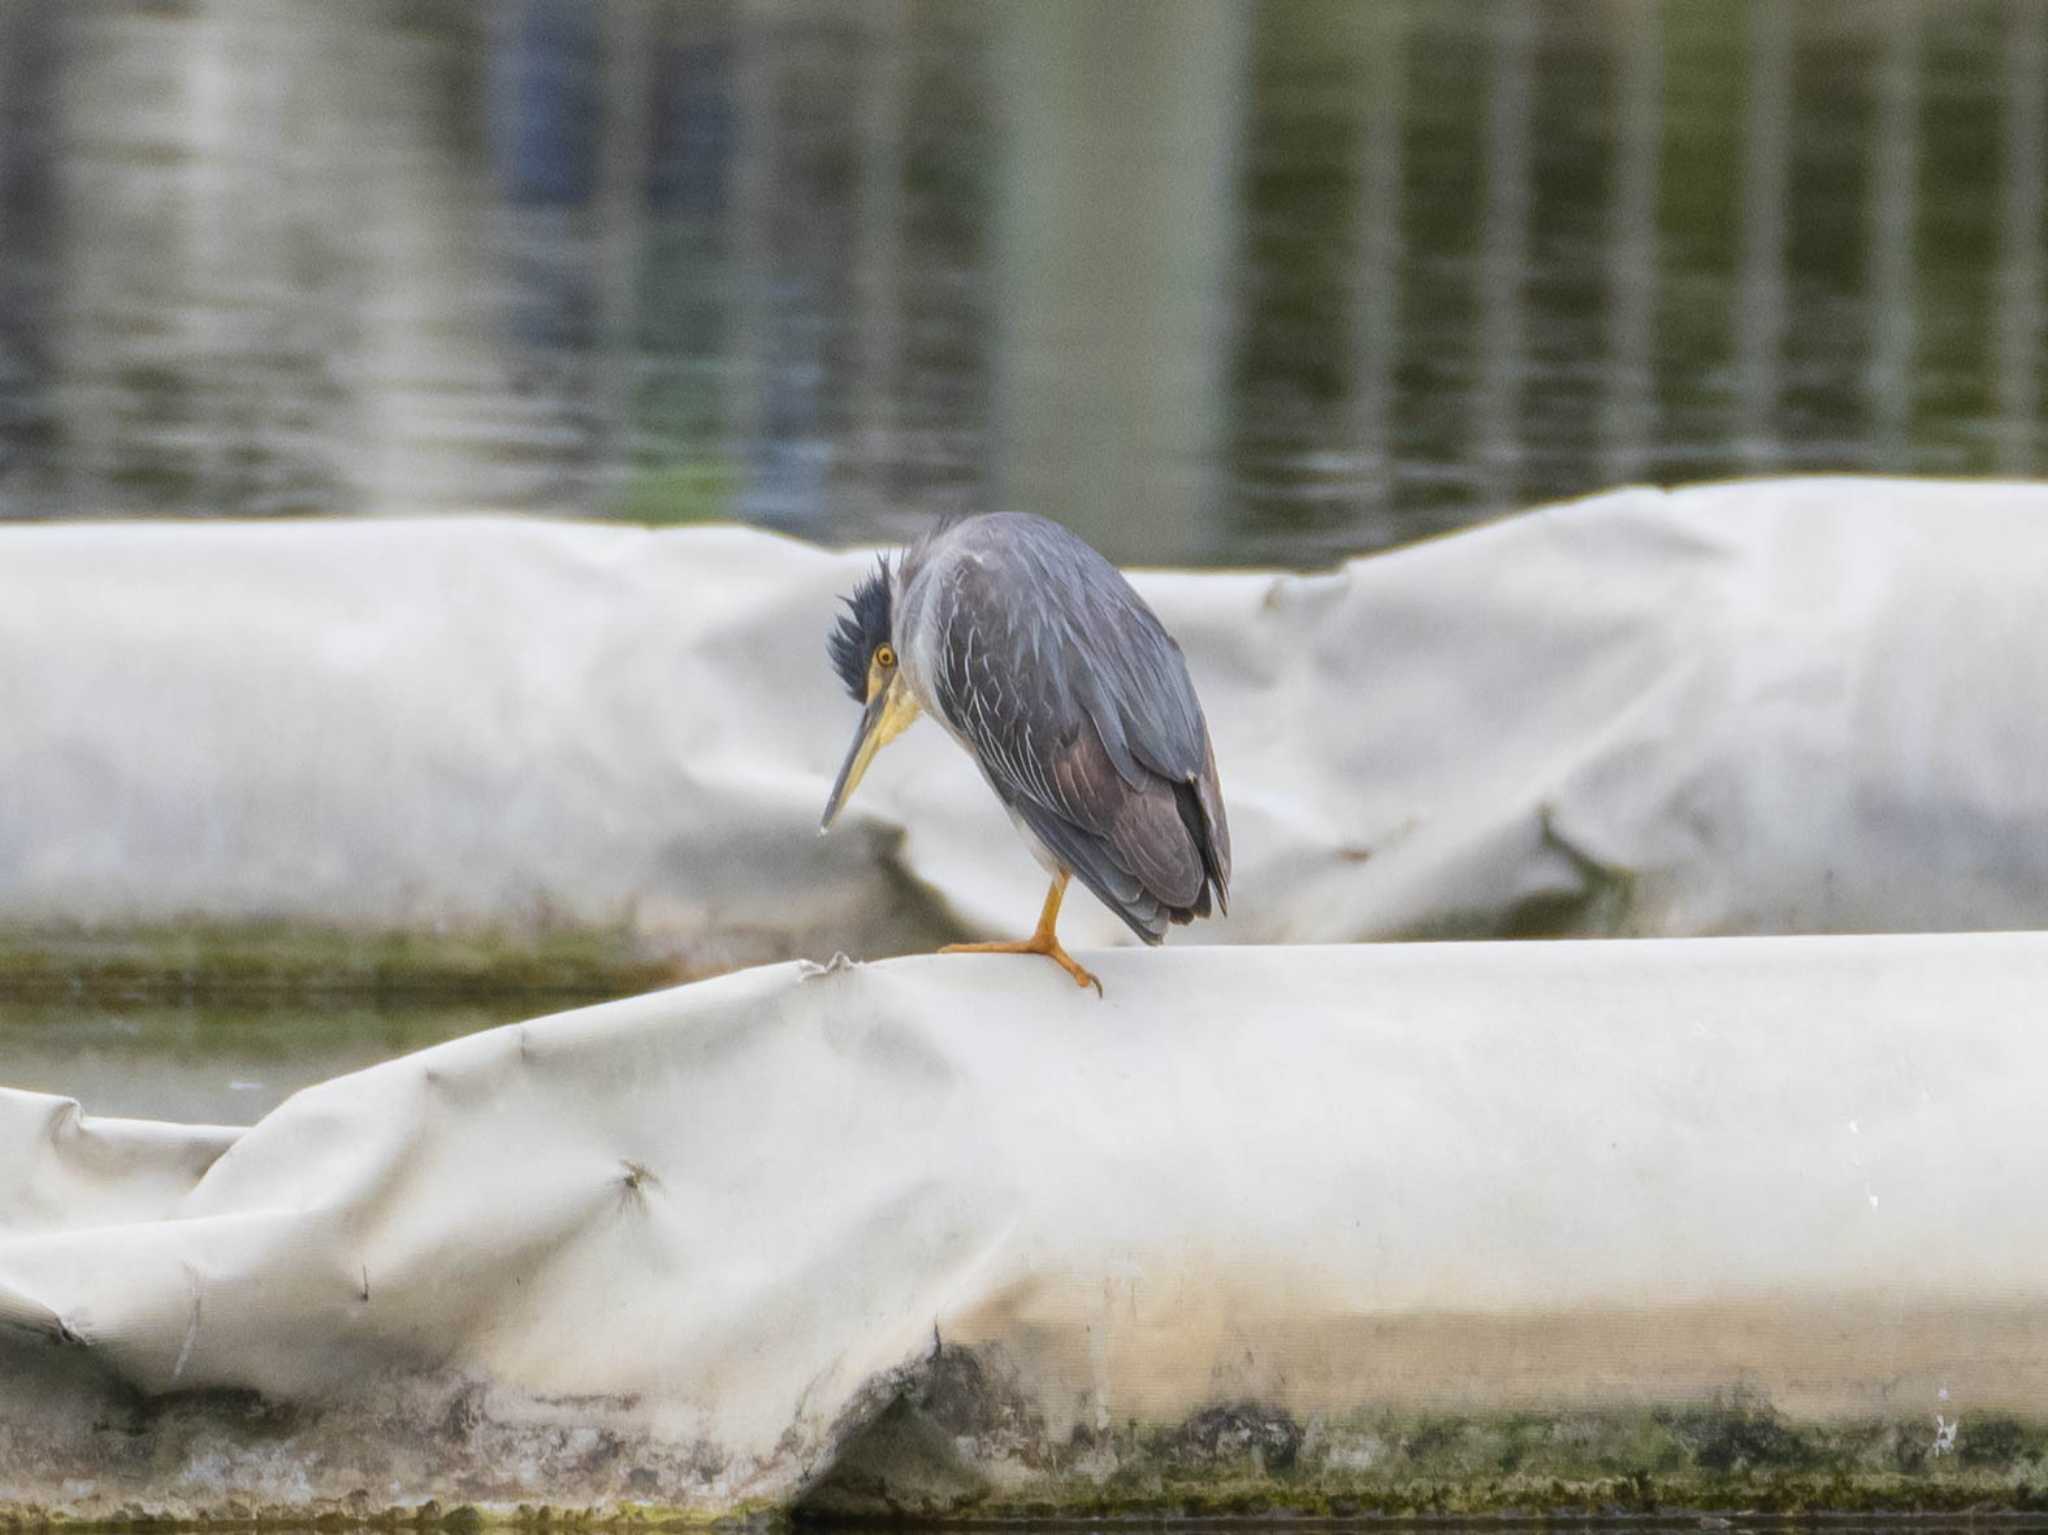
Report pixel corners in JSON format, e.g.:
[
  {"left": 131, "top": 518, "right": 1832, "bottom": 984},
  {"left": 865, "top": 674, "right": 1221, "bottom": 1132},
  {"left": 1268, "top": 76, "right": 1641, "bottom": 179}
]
[{"left": 828, "top": 557, "right": 893, "bottom": 701}]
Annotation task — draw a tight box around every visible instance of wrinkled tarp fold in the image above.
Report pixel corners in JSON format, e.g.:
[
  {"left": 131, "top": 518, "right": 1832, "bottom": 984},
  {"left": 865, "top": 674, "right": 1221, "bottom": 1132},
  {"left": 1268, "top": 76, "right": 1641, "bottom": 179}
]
[
  {"left": 5, "top": 935, "right": 2048, "bottom": 1518},
  {"left": 1, "top": 478, "right": 2046, "bottom": 958},
  {"left": 7, "top": 479, "right": 2048, "bottom": 1518}
]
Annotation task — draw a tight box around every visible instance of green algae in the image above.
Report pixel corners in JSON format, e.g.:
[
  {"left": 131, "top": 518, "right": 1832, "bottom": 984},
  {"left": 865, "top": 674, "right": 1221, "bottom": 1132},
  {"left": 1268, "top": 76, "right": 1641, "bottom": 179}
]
[
  {"left": 0, "top": 920, "right": 686, "bottom": 1006},
  {"left": 9, "top": 1400, "right": 2048, "bottom": 1535},
  {"left": 796, "top": 1389, "right": 2048, "bottom": 1523}
]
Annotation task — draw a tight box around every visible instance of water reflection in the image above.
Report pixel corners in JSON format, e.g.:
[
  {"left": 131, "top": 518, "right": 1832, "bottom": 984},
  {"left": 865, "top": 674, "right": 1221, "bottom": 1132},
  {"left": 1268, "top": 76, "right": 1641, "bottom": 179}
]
[
  {"left": 1, "top": 998, "right": 533, "bottom": 1123},
  {"left": 0, "top": 0, "right": 2039, "bottom": 566}
]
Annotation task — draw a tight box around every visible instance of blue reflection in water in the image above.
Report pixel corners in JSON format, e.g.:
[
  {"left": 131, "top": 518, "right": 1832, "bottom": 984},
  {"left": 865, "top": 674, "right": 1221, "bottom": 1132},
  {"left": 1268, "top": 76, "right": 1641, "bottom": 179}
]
[{"left": 0, "top": 0, "right": 2036, "bottom": 567}]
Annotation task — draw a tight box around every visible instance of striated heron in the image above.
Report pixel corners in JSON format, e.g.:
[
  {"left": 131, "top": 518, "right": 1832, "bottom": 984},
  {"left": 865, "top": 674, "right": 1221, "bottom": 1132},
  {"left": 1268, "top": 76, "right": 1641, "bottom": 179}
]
[{"left": 820, "top": 513, "right": 1230, "bottom": 995}]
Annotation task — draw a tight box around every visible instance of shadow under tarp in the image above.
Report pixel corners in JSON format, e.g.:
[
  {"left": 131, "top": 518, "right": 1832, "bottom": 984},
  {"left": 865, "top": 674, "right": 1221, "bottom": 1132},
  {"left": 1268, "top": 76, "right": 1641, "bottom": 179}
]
[
  {"left": 1, "top": 477, "right": 2047, "bottom": 977},
  {"left": 5, "top": 934, "right": 2048, "bottom": 1522}
]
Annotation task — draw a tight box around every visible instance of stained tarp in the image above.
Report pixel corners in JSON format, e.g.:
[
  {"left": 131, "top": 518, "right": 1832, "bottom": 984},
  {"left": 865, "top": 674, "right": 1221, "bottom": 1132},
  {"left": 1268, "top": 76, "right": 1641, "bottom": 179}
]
[
  {"left": 7, "top": 479, "right": 2048, "bottom": 1518},
  {"left": 5, "top": 934, "right": 2048, "bottom": 1520},
  {"left": 2, "top": 477, "right": 2047, "bottom": 962}
]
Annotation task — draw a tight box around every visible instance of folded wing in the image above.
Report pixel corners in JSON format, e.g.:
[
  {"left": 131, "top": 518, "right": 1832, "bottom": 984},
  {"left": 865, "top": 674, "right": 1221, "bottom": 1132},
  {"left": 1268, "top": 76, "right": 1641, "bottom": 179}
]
[{"left": 927, "top": 516, "right": 1230, "bottom": 943}]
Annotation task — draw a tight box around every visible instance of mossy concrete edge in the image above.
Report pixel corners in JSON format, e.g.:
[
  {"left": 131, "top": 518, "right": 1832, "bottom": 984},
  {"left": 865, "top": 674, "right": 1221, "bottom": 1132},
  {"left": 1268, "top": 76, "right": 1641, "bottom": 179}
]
[
  {"left": 0, "top": 920, "right": 688, "bottom": 1004},
  {"left": 8, "top": 1382, "right": 2048, "bottom": 1528},
  {"left": 793, "top": 1348, "right": 2048, "bottom": 1523}
]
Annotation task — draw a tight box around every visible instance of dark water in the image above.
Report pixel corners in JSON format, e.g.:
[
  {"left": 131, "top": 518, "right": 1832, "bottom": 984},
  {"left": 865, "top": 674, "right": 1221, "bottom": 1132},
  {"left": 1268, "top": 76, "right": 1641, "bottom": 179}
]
[
  {"left": 2, "top": 998, "right": 518, "bottom": 1122},
  {"left": 1, "top": 0, "right": 2044, "bottom": 567}
]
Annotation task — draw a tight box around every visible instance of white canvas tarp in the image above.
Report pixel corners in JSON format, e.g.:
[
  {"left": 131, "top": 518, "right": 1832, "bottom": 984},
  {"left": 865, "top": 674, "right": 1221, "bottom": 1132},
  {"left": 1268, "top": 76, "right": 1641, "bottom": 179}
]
[
  {"left": 1, "top": 477, "right": 2046, "bottom": 962},
  {"left": 4, "top": 934, "right": 2048, "bottom": 1520},
  {"left": 8, "top": 477, "right": 2048, "bottom": 1518}
]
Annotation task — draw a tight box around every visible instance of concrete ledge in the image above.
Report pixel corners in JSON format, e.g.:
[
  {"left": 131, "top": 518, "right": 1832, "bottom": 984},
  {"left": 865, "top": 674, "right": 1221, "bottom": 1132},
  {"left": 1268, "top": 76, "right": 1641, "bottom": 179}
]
[{"left": 5, "top": 933, "right": 2047, "bottom": 1521}]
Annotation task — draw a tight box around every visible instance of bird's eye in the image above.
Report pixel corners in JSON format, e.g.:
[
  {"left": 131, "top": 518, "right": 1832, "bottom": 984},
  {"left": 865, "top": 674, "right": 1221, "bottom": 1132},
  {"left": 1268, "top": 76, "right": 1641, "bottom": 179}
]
[{"left": 875, "top": 644, "right": 896, "bottom": 669}]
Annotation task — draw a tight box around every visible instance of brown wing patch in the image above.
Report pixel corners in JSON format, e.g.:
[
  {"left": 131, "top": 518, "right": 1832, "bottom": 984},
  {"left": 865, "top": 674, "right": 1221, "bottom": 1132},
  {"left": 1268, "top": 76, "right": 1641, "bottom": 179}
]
[
  {"left": 1047, "top": 724, "right": 1125, "bottom": 830},
  {"left": 1109, "top": 781, "right": 1206, "bottom": 908},
  {"left": 1048, "top": 726, "right": 1204, "bottom": 910}
]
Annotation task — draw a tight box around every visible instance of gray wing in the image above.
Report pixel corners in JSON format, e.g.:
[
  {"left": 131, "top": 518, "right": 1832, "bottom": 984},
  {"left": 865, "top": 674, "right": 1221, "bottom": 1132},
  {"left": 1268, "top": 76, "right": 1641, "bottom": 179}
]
[{"left": 924, "top": 514, "right": 1230, "bottom": 943}]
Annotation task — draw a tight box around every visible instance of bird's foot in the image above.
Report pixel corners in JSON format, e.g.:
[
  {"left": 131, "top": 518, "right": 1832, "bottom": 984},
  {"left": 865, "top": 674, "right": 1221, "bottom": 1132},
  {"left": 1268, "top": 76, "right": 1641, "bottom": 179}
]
[{"left": 939, "top": 934, "right": 1102, "bottom": 997}]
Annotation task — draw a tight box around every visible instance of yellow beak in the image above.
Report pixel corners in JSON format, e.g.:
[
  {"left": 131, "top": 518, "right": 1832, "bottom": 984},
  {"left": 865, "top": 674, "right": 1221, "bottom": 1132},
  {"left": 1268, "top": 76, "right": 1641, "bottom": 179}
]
[{"left": 820, "top": 670, "right": 921, "bottom": 830}]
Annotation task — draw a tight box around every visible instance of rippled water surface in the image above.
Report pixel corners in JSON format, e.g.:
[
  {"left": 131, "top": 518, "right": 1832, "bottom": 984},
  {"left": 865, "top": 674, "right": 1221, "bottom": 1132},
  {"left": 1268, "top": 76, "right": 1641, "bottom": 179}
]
[
  {"left": 2, "top": 999, "right": 529, "bottom": 1122},
  {"left": 2, "top": 0, "right": 2045, "bottom": 567}
]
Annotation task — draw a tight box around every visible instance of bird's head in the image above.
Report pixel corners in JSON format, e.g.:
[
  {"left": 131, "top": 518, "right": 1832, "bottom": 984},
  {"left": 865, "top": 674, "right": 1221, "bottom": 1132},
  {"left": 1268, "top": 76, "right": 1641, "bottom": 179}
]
[{"left": 821, "top": 556, "right": 922, "bottom": 830}]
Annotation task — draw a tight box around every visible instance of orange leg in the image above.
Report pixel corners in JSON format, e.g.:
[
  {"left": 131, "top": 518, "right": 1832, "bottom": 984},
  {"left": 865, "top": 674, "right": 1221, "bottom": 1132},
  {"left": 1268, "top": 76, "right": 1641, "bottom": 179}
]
[{"left": 941, "top": 871, "right": 1102, "bottom": 996}]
